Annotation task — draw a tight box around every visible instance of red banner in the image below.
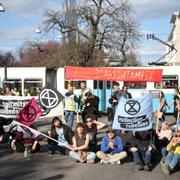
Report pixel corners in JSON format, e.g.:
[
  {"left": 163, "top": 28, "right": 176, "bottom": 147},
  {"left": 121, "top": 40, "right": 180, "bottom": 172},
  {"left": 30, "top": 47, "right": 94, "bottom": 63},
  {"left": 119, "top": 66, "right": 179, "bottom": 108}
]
[{"left": 65, "top": 66, "right": 162, "bottom": 82}]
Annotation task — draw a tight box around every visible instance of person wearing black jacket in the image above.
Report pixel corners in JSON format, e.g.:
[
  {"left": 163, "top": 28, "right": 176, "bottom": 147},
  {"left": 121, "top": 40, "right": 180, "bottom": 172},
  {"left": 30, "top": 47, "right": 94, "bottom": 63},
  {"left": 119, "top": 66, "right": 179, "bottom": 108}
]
[
  {"left": 108, "top": 82, "right": 122, "bottom": 124},
  {"left": 121, "top": 86, "right": 132, "bottom": 99},
  {"left": 130, "top": 130, "right": 157, "bottom": 171},
  {"left": 48, "top": 117, "right": 73, "bottom": 155},
  {"left": 81, "top": 92, "right": 99, "bottom": 122}
]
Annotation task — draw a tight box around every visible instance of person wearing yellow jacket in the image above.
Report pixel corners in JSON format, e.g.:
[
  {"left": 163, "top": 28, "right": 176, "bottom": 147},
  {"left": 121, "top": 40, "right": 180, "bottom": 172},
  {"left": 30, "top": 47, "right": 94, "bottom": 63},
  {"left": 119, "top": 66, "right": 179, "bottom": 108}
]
[
  {"left": 64, "top": 86, "right": 78, "bottom": 130},
  {"left": 161, "top": 130, "right": 180, "bottom": 175}
]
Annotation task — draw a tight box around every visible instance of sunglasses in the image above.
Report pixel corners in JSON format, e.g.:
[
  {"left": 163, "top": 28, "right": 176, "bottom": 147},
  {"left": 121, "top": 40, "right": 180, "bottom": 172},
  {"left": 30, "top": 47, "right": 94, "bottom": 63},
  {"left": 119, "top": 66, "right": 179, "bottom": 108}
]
[
  {"left": 86, "top": 120, "right": 92, "bottom": 123},
  {"left": 175, "top": 135, "right": 180, "bottom": 137}
]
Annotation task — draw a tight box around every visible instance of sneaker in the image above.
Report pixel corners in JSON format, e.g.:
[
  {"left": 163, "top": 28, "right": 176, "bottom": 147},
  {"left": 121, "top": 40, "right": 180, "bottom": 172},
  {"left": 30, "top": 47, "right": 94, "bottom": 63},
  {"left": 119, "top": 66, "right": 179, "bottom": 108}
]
[
  {"left": 160, "top": 159, "right": 165, "bottom": 167},
  {"left": 100, "top": 159, "right": 108, "bottom": 164},
  {"left": 144, "top": 164, "right": 151, "bottom": 171},
  {"left": 115, "top": 160, "right": 121, "bottom": 165},
  {"left": 87, "top": 160, "right": 95, "bottom": 164},
  {"left": 138, "top": 165, "right": 144, "bottom": 171},
  {"left": 109, "top": 161, "right": 115, "bottom": 165},
  {"left": 48, "top": 150, "right": 54, "bottom": 154},
  {"left": 161, "top": 163, "right": 170, "bottom": 175}
]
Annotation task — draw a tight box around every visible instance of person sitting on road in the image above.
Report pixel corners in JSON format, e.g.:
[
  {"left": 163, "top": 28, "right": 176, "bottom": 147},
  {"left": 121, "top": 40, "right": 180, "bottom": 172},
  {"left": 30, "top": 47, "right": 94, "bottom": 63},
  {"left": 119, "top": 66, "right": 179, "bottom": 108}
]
[
  {"left": 161, "top": 130, "right": 180, "bottom": 175},
  {"left": 11, "top": 124, "right": 40, "bottom": 154},
  {"left": 69, "top": 123, "right": 96, "bottom": 163},
  {"left": 96, "top": 128, "right": 127, "bottom": 165},
  {"left": 118, "top": 130, "right": 134, "bottom": 158},
  {"left": 84, "top": 116, "right": 105, "bottom": 152},
  {"left": 130, "top": 130, "right": 157, "bottom": 171},
  {"left": 156, "top": 121, "right": 172, "bottom": 158},
  {"left": 48, "top": 117, "right": 73, "bottom": 155}
]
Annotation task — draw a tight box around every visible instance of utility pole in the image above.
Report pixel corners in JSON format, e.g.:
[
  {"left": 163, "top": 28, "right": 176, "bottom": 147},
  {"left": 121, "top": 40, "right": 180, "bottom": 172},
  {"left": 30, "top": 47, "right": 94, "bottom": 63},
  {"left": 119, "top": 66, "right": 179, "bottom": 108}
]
[{"left": 147, "top": 34, "right": 177, "bottom": 65}]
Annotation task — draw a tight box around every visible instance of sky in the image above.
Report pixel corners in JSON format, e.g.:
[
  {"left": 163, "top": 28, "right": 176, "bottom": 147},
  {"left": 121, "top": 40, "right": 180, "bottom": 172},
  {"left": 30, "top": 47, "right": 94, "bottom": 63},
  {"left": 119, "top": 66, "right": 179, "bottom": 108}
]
[{"left": 0, "top": 0, "right": 180, "bottom": 66}]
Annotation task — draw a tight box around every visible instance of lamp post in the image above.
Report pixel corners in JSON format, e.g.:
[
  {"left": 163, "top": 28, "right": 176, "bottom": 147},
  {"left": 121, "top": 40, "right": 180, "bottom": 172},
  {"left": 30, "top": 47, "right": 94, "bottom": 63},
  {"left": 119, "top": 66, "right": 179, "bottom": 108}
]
[
  {"left": 0, "top": 3, "right": 5, "bottom": 12},
  {"left": 0, "top": 3, "right": 6, "bottom": 83}
]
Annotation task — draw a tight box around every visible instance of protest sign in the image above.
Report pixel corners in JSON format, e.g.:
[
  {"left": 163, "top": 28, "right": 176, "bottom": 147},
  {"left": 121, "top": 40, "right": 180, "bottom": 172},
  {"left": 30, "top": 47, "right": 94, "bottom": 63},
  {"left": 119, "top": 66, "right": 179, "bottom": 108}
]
[
  {"left": 112, "top": 93, "right": 153, "bottom": 131},
  {"left": 0, "top": 96, "right": 62, "bottom": 119},
  {"left": 65, "top": 66, "right": 162, "bottom": 82}
]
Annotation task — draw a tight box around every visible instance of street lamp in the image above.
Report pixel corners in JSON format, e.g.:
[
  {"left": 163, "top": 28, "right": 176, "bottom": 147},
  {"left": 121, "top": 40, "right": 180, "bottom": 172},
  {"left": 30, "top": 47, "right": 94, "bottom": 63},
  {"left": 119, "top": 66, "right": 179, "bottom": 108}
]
[
  {"left": 35, "top": 27, "right": 42, "bottom": 33},
  {"left": 0, "top": 3, "right": 5, "bottom": 12}
]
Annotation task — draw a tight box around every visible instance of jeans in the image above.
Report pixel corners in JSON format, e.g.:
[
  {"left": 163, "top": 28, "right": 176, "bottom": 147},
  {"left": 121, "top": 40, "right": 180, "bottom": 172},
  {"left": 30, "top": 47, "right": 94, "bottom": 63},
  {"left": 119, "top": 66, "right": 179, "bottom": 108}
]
[
  {"left": 65, "top": 111, "right": 75, "bottom": 130},
  {"left": 69, "top": 151, "right": 96, "bottom": 162},
  {"left": 161, "top": 147, "right": 167, "bottom": 157},
  {"left": 48, "top": 143, "right": 66, "bottom": 154},
  {"left": 165, "top": 151, "right": 180, "bottom": 169},
  {"left": 132, "top": 151, "right": 151, "bottom": 166}
]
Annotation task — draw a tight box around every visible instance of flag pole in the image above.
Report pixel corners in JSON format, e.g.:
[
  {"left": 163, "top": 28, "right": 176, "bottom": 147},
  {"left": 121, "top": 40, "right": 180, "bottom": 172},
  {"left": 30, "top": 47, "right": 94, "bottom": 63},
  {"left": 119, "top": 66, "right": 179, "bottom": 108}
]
[
  {"left": 156, "top": 111, "right": 162, "bottom": 132},
  {"left": 176, "top": 110, "right": 180, "bottom": 130},
  {"left": 61, "top": 100, "right": 66, "bottom": 125},
  {"left": 76, "top": 109, "right": 80, "bottom": 123},
  {"left": 15, "top": 121, "right": 69, "bottom": 148}
]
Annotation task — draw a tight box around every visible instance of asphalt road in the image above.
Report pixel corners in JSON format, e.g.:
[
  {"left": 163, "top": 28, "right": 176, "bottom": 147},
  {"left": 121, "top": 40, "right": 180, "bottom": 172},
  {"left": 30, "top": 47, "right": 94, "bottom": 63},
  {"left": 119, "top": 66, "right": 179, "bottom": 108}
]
[{"left": 0, "top": 115, "right": 179, "bottom": 180}]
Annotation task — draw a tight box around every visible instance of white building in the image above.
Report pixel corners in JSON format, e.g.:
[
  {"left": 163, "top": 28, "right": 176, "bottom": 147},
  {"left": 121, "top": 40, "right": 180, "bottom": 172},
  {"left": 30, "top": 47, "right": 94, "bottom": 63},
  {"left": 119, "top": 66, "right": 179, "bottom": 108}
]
[{"left": 165, "top": 12, "right": 180, "bottom": 65}]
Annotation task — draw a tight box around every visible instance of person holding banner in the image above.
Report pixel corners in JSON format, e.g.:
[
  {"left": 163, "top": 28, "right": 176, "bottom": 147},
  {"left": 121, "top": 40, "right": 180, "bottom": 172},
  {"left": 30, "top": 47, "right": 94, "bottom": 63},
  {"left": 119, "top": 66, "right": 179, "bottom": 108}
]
[
  {"left": 10, "top": 124, "right": 40, "bottom": 153},
  {"left": 69, "top": 123, "right": 96, "bottom": 163},
  {"left": 108, "top": 82, "right": 122, "bottom": 124},
  {"left": 48, "top": 117, "right": 73, "bottom": 155},
  {"left": 161, "top": 130, "right": 180, "bottom": 175},
  {"left": 64, "top": 86, "right": 79, "bottom": 130},
  {"left": 96, "top": 128, "right": 127, "bottom": 165}
]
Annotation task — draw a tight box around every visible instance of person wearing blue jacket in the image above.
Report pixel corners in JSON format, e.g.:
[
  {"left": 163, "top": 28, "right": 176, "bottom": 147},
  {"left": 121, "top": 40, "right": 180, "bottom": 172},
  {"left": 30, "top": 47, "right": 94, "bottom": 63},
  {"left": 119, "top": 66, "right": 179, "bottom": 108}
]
[{"left": 96, "top": 128, "right": 127, "bottom": 164}]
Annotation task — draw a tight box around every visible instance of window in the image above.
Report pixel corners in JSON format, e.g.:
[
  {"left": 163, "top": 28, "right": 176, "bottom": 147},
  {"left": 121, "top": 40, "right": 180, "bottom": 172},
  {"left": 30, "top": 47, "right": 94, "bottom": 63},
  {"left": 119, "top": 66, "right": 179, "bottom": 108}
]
[
  {"left": 124, "top": 81, "right": 147, "bottom": 89},
  {"left": 64, "top": 81, "right": 85, "bottom": 89},
  {"left": 93, "top": 80, "right": 103, "bottom": 90},
  {"left": 106, "top": 81, "right": 112, "bottom": 89},
  {"left": 24, "top": 79, "right": 43, "bottom": 96},
  {"left": 154, "top": 75, "right": 178, "bottom": 89},
  {"left": 3, "top": 79, "right": 22, "bottom": 93}
]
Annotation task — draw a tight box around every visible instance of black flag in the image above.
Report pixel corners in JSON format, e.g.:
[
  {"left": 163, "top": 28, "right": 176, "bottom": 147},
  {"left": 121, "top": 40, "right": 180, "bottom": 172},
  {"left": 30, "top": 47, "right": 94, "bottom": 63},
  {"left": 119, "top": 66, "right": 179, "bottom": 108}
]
[{"left": 38, "top": 85, "right": 64, "bottom": 110}]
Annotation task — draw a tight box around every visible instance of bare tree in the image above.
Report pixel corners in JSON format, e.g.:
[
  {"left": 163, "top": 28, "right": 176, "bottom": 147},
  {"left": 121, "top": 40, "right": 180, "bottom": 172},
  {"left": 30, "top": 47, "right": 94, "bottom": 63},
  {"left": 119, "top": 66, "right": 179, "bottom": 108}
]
[
  {"left": 0, "top": 51, "right": 16, "bottom": 67},
  {"left": 43, "top": 0, "right": 140, "bottom": 66}
]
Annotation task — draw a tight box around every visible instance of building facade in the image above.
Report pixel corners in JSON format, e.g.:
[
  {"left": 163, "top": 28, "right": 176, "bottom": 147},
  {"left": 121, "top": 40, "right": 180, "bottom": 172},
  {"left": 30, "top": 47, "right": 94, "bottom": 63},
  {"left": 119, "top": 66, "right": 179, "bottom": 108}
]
[{"left": 165, "top": 12, "right": 180, "bottom": 65}]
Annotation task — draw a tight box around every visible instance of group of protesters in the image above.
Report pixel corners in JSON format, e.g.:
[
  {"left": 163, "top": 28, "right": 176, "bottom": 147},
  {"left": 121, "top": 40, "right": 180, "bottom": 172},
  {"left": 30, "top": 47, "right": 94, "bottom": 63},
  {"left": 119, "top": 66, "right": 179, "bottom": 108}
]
[{"left": 0, "top": 81, "right": 180, "bottom": 176}]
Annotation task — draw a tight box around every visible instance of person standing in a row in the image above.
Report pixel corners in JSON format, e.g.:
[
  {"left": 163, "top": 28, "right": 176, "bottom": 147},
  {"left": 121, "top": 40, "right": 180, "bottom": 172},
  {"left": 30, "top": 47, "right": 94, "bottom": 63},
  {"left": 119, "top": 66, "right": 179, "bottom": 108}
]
[
  {"left": 81, "top": 92, "right": 99, "bottom": 123},
  {"left": 79, "top": 81, "right": 91, "bottom": 110},
  {"left": 121, "top": 86, "right": 132, "bottom": 99},
  {"left": 168, "top": 88, "right": 180, "bottom": 121},
  {"left": 108, "top": 82, "right": 122, "bottom": 124},
  {"left": 64, "top": 86, "right": 79, "bottom": 130}
]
